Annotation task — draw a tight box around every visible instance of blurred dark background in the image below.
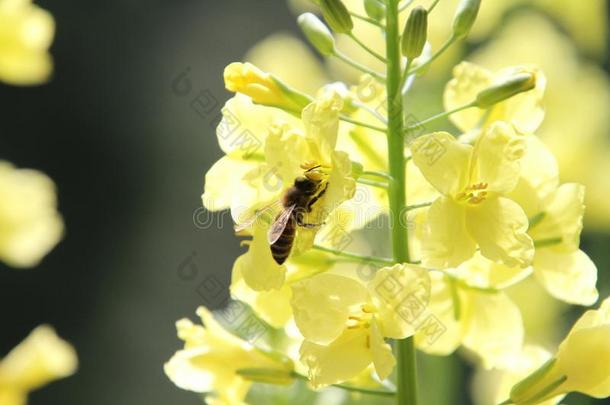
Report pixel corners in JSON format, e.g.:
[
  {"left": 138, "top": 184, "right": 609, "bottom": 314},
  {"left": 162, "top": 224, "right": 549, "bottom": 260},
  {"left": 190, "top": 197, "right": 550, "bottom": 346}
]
[
  {"left": 0, "top": 1, "right": 609, "bottom": 405},
  {"left": 0, "top": 1, "right": 295, "bottom": 404}
]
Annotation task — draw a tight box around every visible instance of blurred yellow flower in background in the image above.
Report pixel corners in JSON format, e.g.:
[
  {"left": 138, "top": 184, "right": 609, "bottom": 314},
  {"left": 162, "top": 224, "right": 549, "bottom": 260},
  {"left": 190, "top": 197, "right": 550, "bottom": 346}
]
[
  {"left": 445, "top": 62, "right": 545, "bottom": 135},
  {"left": 470, "top": 13, "right": 610, "bottom": 229},
  {"left": 0, "top": 0, "right": 55, "bottom": 85},
  {"left": 0, "top": 161, "right": 63, "bottom": 268},
  {"left": 471, "top": 345, "right": 564, "bottom": 405},
  {"left": 0, "top": 326, "right": 77, "bottom": 405},
  {"left": 164, "top": 307, "right": 293, "bottom": 405}
]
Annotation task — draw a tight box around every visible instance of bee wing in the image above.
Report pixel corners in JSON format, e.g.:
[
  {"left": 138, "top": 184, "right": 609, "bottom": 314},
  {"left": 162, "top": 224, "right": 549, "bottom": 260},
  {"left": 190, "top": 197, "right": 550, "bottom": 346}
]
[
  {"left": 234, "top": 200, "right": 281, "bottom": 232},
  {"left": 268, "top": 204, "right": 296, "bottom": 245}
]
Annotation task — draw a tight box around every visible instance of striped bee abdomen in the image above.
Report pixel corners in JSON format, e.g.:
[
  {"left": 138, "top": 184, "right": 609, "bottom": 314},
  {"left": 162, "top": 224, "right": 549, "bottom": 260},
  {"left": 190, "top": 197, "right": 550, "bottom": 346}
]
[{"left": 270, "top": 217, "right": 296, "bottom": 265}]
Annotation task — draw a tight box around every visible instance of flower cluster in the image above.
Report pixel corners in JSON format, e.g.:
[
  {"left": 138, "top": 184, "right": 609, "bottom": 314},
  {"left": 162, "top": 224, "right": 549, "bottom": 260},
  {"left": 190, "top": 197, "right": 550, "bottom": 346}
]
[
  {"left": 0, "top": 0, "right": 55, "bottom": 85},
  {"left": 165, "top": 1, "right": 609, "bottom": 405}
]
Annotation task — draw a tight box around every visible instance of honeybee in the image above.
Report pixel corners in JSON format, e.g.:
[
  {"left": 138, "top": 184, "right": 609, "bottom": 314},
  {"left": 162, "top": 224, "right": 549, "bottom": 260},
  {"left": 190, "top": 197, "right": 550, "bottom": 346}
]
[{"left": 235, "top": 163, "right": 329, "bottom": 265}]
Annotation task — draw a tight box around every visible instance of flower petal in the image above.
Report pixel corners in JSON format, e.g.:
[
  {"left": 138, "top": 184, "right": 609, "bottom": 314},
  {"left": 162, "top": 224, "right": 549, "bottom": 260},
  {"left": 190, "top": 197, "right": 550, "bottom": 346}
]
[
  {"left": 0, "top": 326, "right": 77, "bottom": 390},
  {"left": 230, "top": 266, "right": 293, "bottom": 329},
  {"left": 415, "top": 273, "right": 463, "bottom": 355},
  {"left": 411, "top": 132, "right": 472, "bottom": 197},
  {"left": 202, "top": 156, "right": 259, "bottom": 211},
  {"left": 233, "top": 221, "right": 286, "bottom": 291},
  {"left": 474, "top": 121, "right": 525, "bottom": 195},
  {"left": 534, "top": 249, "right": 598, "bottom": 306},
  {"left": 444, "top": 62, "right": 493, "bottom": 133},
  {"left": 421, "top": 197, "right": 477, "bottom": 268},
  {"left": 299, "top": 328, "right": 372, "bottom": 388},
  {"left": 0, "top": 162, "right": 64, "bottom": 268},
  {"left": 456, "top": 252, "right": 532, "bottom": 290},
  {"left": 217, "top": 94, "right": 296, "bottom": 159},
  {"left": 530, "top": 183, "right": 585, "bottom": 252},
  {"left": 462, "top": 291, "right": 524, "bottom": 369},
  {"left": 369, "top": 263, "right": 431, "bottom": 339},
  {"left": 508, "top": 136, "right": 560, "bottom": 217},
  {"left": 466, "top": 197, "right": 534, "bottom": 268},
  {"left": 291, "top": 273, "right": 368, "bottom": 345},
  {"left": 369, "top": 320, "right": 395, "bottom": 381}
]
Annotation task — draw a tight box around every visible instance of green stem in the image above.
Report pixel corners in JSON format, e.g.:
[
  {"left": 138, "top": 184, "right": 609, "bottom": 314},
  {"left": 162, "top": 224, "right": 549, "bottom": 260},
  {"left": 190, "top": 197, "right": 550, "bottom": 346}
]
[
  {"left": 348, "top": 33, "right": 388, "bottom": 63},
  {"left": 313, "top": 244, "right": 395, "bottom": 266},
  {"left": 405, "top": 202, "right": 432, "bottom": 211},
  {"left": 334, "top": 50, "right": 387, "bottom": 82},
  {"left": 350, "top": 12, "right": 385, "bottom": 28},
  {"left": 405, "top": 102, "right": 475, "bottom": 132},
  {"left": 386, "top": 2, "right": 418, "bottom": 405},
  {"left": 408, "top": 35, "right": 457, "bottom": 75},
  {"left": 521, "top": 376, "right": 567, "bottom": 405},
  {"left": 291, "top": 372, "right": 396, "bottom": 397},
  {"left": 362, "top": 170, "right": 394, "bottom": 181},
  {"left": 357, "top": 177, "right": 389, "bottom": 189},
  {"left": 352, "top": 101, "right": 388, "bottom": 123},
  {"left": 528, "top": 212, "right": 546, "bottom": 230},
  {"left": 534, "top": 237, "right": 563, "bottom": 248},
  {"left": 340, "top": 115, "right": 387, "bottom": 133},
  {"left": 399, "top": 59, "right": 414, "bottom": 95}
]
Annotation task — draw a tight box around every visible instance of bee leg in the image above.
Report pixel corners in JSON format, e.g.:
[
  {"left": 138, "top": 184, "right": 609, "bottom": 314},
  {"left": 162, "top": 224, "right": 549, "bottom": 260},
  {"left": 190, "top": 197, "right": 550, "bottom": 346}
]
[
  {"left": 307, "top": 183, "right": 329, "bottom": 212},
  {"left": 297, "top": 219, "right": 325, "bottom": 228}
]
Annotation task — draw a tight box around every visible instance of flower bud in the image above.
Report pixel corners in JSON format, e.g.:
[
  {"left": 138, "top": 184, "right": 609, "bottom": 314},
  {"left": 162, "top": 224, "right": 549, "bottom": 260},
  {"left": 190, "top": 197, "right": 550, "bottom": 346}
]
[
  {"left": 236, "top": 368, "right": 294, "bottom": 385},
  {"left": 474, "top": 72, "right": 536, "bottom": 108},
  {"left": 320, "top": 0, "right": 353, "bottom": 34},
  {"left": 224, "top": 62, "right": 312, "bottom": 113},
  {"left": 509, "top": 297, "right": 610, "bottom": 403},
  {"left": 364, "top": 0, "right": 385, "bottom": 21},
  {"left": 452, "top": 0, "right": 481, "bottom": 39},
  {"left": 298, "top": 13, "right": 336, "bottom": 56},
  {"left": 401, "top": 6, "right": 428, "bottom": 59}
]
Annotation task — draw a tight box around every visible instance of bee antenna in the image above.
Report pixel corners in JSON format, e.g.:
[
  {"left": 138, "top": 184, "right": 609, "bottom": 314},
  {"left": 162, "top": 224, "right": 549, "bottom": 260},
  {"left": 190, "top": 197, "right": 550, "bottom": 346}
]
[{"left": 305, "top": 165, "right": 321, "bottom": 173}]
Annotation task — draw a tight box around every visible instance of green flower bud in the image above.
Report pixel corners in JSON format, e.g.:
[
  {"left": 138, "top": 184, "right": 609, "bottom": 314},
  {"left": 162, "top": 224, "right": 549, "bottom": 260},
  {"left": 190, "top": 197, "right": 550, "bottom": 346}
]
[
  {"left": 320, "top": 0, "right": 353, "bottom": 34},
  {"left": 474, "top": 72, "right": 537, "bottom": 108},
  {"left": 364, "top": 0, "right": 385, "bottom": 21},
  {"left": 401, "top": 6, "right": 428, "bottom": 59},
  {"left": 452, "top": 0, "right": 481, "bottom": 39},
  {"left": 298, "top": 13, "right": 336, "bottom": 56}
]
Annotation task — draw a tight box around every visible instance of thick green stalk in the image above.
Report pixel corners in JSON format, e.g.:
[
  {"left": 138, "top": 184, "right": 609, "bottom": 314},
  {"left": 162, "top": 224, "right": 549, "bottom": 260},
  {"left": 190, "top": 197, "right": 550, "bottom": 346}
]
[{"left": 385, "top": 1, "right": 418, "bottom": 405}]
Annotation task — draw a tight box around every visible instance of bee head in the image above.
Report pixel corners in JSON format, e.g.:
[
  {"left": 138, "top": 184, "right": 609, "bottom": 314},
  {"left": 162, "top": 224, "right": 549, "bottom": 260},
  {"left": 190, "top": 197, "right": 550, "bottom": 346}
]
[{"left": 294, "top": 176, "right": 318, "bottom": 193}]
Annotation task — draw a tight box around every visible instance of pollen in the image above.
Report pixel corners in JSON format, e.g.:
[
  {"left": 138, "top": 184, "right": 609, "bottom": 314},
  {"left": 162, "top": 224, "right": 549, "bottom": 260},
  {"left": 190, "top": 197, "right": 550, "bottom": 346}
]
[{"left": 457, "top": 182, "right": 489, "bottom": 205}]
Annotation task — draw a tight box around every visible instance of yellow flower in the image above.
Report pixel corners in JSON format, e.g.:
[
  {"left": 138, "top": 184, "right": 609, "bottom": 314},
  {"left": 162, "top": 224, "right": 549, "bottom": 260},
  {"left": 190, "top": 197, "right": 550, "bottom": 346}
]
[
  {"left": 0, "top": 0, "right": 55, "bottom": 85},
  {"left": 411, "top": 123, "right": 534, "bottom": 268},
  {"left": 0, "top": 161, "right": 64, "bottom": 268},
  {"left": 508, "top": 136, "right": 598, "bottom": 306},
  {"left": 219, "top": 91, "right": 356, "bottom": 290},
  {"left": 164, "top": 307, "right": 292, "bottom": 405},
  {"left": 292, "top": 264, "right": 430, "bottom": 386},
  {"left": 201, "top": 94, "right": 300, "bottom": 212},
  {"left": 0, "top": 326, "right": 77, "bottom": 405},
  {"left": 245, "top": 33, "right": 329, "bottom": 95},
  {"left": 509, "top": 297, "right": 610, "bottom": 403},
  {"left": 224, "top": 62, "right": 312, "bottom": 114},
  {"left": 230, "top": 245, "right": 338, "bottom": 328},
  {"left": 415, "top": 271, "right": 524, "bottom": 369},
  {"left": 470, "top": 13, "right": 610, "bottom": 229},
  {"left": 444, "top": 61, "right": 546, "bottom": 135}
]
